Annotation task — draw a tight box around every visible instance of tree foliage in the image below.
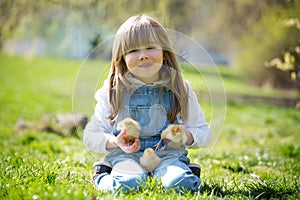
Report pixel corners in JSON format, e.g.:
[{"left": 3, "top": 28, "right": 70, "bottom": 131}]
[
  {"left": 1, "top": 0, "right": 299, "bottom": 90},
  {"left": 235, "top": 1, "right": 300, "bottom": 90},
  {"left": 265, "top": 18, "right": 300, "bottom": 82}
]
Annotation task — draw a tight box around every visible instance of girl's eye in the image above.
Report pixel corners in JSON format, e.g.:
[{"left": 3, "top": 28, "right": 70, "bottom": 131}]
[
  {"left": 147, "top": 47, "right": 156, "bottom": 50},
  {"left": 128, "top": 49, "right": 138, "bottom": 53}
]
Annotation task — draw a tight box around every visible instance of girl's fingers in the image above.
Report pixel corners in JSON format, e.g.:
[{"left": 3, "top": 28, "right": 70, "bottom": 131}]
[
  {"left": 166, "top": 141, "right": 181, "bottom": 149},
  {"left": 116, "top": 130, "right": 127, "bottom": 145},
  {"left": 120, "top": 138, "right": 140, "bottom": 153}
]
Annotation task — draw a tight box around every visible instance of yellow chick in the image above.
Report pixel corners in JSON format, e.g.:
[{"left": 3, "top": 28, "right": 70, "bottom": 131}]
[
  {"left": 140, "top": 148, "right": 161, "bottom": 173},
  {"left": 154, "top": 124, "right": 187, "bottom": 150},
  {"left": 117, "top": 118, "right": 140, "bottom": 144}
]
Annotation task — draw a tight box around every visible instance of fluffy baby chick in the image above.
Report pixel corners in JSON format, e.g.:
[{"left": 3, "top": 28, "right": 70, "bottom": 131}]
[
  {"left": 140, "top": 148, "right": 161, "bottom": 173},
  {"left": 162, "top": 124, "right": 187, "bottom": 144},
  {"left": 117, "top": 118, "right": 140, "bottom": 144},
  {"left": 154, "top": 124, "right": 187, "bottom": 151}
]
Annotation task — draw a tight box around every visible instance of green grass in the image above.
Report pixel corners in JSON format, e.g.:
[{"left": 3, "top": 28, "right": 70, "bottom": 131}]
[
  {"left": 181, "top": 63, "right": 299, "bottom": 99},
  {"left": 0, "top": 54, "right": 299, "bottom": 199}
]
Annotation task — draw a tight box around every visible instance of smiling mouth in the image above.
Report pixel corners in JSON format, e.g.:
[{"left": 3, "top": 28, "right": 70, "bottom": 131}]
[{"left": 139, "top": 63, "right": 152, "bottom": 68}]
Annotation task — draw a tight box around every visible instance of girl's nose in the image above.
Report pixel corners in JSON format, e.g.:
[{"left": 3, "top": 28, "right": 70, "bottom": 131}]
[{"left": 139, "top": 50, "right": 149, "bottom": 61}]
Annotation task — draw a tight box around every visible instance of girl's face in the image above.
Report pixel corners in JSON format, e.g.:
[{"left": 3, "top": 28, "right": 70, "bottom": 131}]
[{"left": 124, "top": 44, "right": 163, "bottom": 84}]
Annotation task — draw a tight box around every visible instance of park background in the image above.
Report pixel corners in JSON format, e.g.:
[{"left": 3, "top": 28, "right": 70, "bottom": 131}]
[{"left": 1, "top": 0, "right": 299, "bottom": 199}]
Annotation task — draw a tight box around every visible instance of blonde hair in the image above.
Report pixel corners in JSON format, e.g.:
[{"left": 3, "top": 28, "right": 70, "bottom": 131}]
[{"left": 108, "top": 14, "right": 188, "bottom": 123}]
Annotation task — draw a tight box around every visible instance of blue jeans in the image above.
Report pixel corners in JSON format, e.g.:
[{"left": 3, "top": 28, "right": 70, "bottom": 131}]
[
  {"left": 95, "top": 85, "right": 200, "bottom": 192},
  {"left": 94, "top": 137, "right": 201, "bottom": 193}
]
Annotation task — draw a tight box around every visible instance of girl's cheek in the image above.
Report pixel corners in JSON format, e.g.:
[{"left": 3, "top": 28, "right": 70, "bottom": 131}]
[
  {"left": 124, "top": 56, "right": 132, "bottom": 66},
  {"left": 125, "top": 57, "right": 137, "bottom": 69}
]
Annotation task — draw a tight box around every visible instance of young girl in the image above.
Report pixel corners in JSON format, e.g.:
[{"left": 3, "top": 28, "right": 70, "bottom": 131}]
[{"left": 83, "top": 14, "right": 212, "bottom": 193}]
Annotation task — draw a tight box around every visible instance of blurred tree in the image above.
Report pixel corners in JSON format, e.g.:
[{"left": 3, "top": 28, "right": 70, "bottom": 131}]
[
  {"left": 2, "top": 0, "right": 299, "bottom": 90},
  {"left": 159, "top": 0, "right": 197, "bottom": 32},
  {"left": 0, "top": 0, "right": 32, "bottom": 51},
  {"left": 265, "top": 18, "right": 300, "bottom": 82},
  {"left": 235, "top": 1, "right": 300, "bottom": 90},
  {"left": 0, "top": 0, "right": 58, "bottom": 51},
  {"left": 0, "top": 0, "right": 197, "bottom": 53},
  {"left": 88, "top": 34, "right": 104, "bottom": 59}
]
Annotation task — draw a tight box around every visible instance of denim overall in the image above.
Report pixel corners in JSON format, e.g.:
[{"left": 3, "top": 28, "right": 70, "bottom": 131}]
[
  {"left": 95, "top": 84, "right": 201, "bottom": 192},
  {"left": 113, "top": 85, "right": 178, "bottom": 148}
]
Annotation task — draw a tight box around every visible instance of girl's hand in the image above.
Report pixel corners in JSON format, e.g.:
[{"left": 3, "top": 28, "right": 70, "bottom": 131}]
[
  {"left": 164, "top": 138, "right": 182, "bottom": 149},
  {"left": 164, "top": 129, "right": 194, "bottom": 148},
  {"left": 116, "top": 130, "right": 141, "bottom": 153},
  {"left": 184, "top": 129, "right": 194, "bottom": 146}
]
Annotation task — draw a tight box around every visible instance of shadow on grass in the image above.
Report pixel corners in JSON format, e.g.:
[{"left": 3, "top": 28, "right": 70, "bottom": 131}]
[{"left": 201, "top": 177, "right": 299, "bottom": 199}]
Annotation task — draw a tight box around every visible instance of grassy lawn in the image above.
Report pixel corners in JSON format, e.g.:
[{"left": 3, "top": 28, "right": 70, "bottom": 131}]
[{"left": 0, "top": 55, "right": 299, "bottom": 199}]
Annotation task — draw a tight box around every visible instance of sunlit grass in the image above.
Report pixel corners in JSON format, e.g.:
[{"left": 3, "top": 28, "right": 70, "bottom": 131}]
[
  {"left": 0, "top": 55, "right": 299, "bottom": 199},
  {"left": 181, "top": 64, "right": 299, "bottom": 99}
]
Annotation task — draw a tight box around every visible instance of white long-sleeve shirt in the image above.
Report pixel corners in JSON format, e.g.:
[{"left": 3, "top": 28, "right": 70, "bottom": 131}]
[{"left": 83, "top": 78, "right": 212, "bottom": 153}]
